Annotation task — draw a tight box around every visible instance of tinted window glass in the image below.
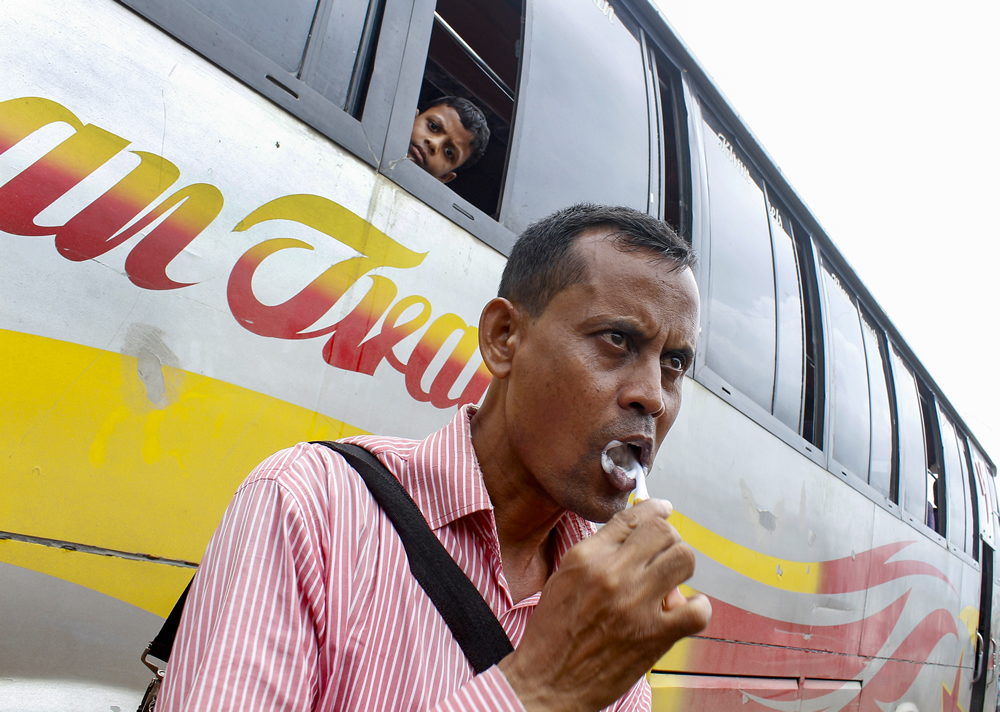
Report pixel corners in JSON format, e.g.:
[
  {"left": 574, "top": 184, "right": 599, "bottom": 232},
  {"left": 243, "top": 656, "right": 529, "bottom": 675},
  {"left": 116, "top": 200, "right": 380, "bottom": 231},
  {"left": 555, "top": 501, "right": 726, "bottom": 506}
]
[
  {"left": 822, "top": 265, "right": 870, "bottom": 479},
  {"left": 939, "top": 411, "right": 969, "bottom": 552},
  {"left": 861, "top": 312, "right": 893, "bottom": 498},
  {"left": 500, "top": 0, "right": 650, "bottom": 235},
  {"left": 311, "top": 0, "right": 384, "bottom": 111},
  {"left": 892, "top": 347, "right": 926, "bottom": 520},
  {"left": 187, "top": 0, "right": 318, "bottom": 73},
  {"left": 702, "top": 117, "right": 776, "bottom": 411},
  {"left": 767, "top": 197, "right": 804, "bottom": 433}
]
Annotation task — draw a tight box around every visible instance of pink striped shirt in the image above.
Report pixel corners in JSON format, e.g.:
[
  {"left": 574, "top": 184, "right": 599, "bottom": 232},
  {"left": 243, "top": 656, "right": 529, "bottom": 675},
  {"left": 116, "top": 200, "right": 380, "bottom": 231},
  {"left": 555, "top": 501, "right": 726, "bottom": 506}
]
[{"left": 159, "top": 407, "right": 650, "bottom": 711}]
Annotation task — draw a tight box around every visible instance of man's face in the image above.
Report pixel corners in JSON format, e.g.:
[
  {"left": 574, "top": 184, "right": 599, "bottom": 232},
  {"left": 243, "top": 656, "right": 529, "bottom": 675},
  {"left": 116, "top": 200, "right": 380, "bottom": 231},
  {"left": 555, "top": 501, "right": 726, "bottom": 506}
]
[
  {"left": 504, "top": 230, "right": 700, "bottom": 523},
  {"left": 408, "top": 105, "right": 475, "bottom": 184}
]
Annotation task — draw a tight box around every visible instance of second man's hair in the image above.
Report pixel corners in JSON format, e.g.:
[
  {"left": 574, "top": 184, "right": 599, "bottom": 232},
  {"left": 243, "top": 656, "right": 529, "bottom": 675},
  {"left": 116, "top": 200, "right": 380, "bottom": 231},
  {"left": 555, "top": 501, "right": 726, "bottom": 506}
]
[{"left": 498, "top": 204, "right": 696, "bottom": 316}]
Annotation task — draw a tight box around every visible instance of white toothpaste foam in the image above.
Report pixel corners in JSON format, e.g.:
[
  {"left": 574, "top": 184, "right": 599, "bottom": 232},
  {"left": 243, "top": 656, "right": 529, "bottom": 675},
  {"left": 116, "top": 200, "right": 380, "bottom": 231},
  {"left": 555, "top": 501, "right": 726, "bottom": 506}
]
[{"left": 601, "top": 440, "right": 648, "bottom": 502}]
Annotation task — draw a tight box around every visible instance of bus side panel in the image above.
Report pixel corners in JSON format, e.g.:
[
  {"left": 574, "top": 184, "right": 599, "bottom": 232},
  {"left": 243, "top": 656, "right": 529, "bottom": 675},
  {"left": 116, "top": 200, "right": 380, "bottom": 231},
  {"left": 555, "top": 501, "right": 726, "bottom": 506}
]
[
  {"left": 651, "top": 379, "right": 975, "bottom": 710},
  {"left": 0, "top": 4, "right": 506, "bottom": 704},
  {"left": 656, "top": 380, "right": 875, "bottom": 649},
  {"left": 864, "top": 511, "right": 976, "bottom": 708}
]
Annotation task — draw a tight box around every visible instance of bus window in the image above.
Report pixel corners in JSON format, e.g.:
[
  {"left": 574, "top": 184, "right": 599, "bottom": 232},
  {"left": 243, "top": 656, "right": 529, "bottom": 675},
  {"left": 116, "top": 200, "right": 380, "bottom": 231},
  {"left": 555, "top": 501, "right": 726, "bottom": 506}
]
[
  {"left": 940, "top": 410, "right": 971, "bottom": 554},
  {"left": 766, "top": 194, "right": 805, "bottom": 435},
  {"left": 415, "top": 0, "right": 521, "bottom": 216},
  {"left": 796, "top": 229, "right": 825, "bottom": 448},
  {"left": 861, "top": 310, "right": 894, "bottom": 499},
  {"left": 311, "top": 0, "right": 386, "bottom": 113},
  {"left": 701, "top": 115, "right": 776, "bottom": 413},
  {"left": 971, "top": 444, "right": 996, "bottom": 551},
  {"left": 121, "top": 0, "right": 399, "bottom": 162},
  {"left": 821, "top": 264, "right": 872, "bottom": 482},
  {"left": 499, "top": 0, "right": 651, "bottom": 236},
  {"left": 184, "top": 0, "right": 318, "bottom": 73},
  {"left": 918, "top": 382, "right": 945, "bottom": 536},
  {"left": 129, "top": 0, "right": 381, "bottom": 111},
  {"left": 653, "top": 55, "right": 691, "bottom": 237},
  {"left": 962, "top": 436, "right": 980, "bottom": 559},
  {"left": 892, "top": 347, "right": 928, "bottom": 523}
]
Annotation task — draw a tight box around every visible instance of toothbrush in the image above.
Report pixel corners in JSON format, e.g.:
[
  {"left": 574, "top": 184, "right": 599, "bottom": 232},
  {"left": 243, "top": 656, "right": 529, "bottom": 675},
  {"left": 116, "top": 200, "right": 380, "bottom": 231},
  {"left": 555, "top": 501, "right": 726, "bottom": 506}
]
[{"left": 628, "top": 458, "right": 649, "bottom": 504}]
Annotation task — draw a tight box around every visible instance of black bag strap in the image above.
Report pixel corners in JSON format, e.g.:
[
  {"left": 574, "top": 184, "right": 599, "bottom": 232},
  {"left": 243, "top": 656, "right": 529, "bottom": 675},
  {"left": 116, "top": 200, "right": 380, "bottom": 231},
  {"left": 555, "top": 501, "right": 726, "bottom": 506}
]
[
  {"left": 145, "top": 578, "right": 192, "bottom": 663},
  {"left": 144, "top": 442, "right": 513, "bottom": 675},
  {"left": 315, "top": 441, "right": 514, "bottom": 674}
]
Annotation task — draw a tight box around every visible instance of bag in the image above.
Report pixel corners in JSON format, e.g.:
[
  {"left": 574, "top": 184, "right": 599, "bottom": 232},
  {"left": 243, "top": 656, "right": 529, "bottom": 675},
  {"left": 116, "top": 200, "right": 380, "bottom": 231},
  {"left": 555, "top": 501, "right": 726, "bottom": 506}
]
[{"left": 137, "top": 441, "right": 513, "bottom": 710}]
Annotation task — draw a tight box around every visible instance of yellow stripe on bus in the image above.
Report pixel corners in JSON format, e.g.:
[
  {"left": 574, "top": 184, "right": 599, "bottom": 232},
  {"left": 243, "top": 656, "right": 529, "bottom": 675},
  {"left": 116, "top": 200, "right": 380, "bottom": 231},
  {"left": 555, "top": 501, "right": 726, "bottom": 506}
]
[
  {"left": 670, "top": 511, "right": 820, "bottom": 594},
  {"left": 0, "top": 329, "right": 367, "bottom": 612}
]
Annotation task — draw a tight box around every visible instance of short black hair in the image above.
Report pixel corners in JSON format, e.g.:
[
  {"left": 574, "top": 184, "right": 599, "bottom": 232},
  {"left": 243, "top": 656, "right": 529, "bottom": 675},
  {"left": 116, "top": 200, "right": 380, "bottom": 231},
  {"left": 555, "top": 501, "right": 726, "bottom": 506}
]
[
  {"left": 421, "top": 96, "right": 490, "bottom": 169},
  {"left": 498, "top": 203, "right": 696, "bottom": 316}
]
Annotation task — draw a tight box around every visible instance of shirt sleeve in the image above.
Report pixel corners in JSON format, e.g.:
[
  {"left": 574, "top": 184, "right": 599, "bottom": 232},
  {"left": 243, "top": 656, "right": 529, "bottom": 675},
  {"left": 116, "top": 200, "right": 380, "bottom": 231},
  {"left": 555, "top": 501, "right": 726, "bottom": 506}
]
[
  {"left": 158, "top": 447, "right": 330, "bottom": 711},
  {"left": 427, "top": 666, "right": 650, "bottom": 712},
  {"left": 428, "top": 666, "right": 527, "bottom": 712},
  {"left": 613, "top": 675, "right": 652, "bottom": 711}
]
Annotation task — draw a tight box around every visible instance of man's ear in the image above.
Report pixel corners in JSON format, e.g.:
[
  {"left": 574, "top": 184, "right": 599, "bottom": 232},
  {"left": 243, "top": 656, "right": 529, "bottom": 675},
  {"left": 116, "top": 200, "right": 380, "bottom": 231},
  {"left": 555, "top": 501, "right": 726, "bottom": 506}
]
[
  {"left": 437, "top": 171, "right": 457, "bottom": 184},
  {"left": 478, "top": 298, "right": 522, "bottom": 380}
]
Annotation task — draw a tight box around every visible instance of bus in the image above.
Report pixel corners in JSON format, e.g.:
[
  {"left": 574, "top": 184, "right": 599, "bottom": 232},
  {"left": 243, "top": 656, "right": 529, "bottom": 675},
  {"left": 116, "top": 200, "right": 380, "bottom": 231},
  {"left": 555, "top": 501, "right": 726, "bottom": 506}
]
[{"left": 1, "top": 0, "right": 996, "bottom": 709}]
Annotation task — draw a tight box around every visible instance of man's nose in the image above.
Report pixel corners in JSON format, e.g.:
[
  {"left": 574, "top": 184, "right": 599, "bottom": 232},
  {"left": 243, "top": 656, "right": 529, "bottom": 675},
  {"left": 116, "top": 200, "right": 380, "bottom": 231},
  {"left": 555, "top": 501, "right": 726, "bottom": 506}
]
[
  {"left": 424, "top": 135, "right": 440, "bottom": 153},
  {"left": 621, "top": 356, "right": 664, "bottom": 417}
]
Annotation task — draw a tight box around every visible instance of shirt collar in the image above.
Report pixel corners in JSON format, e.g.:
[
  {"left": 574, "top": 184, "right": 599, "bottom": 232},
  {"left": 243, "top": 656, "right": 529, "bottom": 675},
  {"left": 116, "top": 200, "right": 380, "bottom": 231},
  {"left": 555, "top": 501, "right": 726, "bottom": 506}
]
[
  {"left": 402, "top": 405, "right": 494, "bottom": 531},
  {"left": 402, "top": 406, "right": 596, "bottom": 549}
]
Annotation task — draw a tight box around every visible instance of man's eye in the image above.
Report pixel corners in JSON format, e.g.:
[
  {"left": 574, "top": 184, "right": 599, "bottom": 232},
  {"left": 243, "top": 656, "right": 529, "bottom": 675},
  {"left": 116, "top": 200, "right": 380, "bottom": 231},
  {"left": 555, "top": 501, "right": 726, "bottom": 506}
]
[
  {"left": 428, "top": 120, "right": 438, "bottom": 131},
  {"left": 607, "top": 331, "right": 627, "bottom": 348},
  {"left": 663, "top": 355, "right": 687, "bottom": 373},
  {"left": 445, "top": 148, "right": 454, "bottom": 159}
]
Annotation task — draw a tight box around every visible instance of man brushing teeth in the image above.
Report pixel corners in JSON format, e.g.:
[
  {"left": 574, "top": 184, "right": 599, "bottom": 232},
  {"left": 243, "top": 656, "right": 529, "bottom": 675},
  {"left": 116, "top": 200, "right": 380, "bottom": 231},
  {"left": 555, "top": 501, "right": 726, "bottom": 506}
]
[
  {"left": 161, "top": 203, "right": 708, "bottom": 712},
  {"left": 472, "top": 203, "right": 709, "bottom": 709}
]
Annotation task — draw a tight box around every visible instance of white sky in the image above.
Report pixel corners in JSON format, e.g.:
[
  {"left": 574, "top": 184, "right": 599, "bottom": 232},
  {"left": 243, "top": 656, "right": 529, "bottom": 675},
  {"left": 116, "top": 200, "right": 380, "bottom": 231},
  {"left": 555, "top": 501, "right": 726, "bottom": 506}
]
[{"left": 653, "top": 0, "right": 1000, "bottom": 462}]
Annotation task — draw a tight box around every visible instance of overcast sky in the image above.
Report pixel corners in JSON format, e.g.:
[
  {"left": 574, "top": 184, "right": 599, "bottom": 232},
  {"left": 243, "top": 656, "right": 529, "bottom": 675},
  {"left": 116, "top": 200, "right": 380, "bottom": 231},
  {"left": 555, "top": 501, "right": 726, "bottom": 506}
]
[{"left": 652, "top": 0, "right": 1000, "bottom": 462}]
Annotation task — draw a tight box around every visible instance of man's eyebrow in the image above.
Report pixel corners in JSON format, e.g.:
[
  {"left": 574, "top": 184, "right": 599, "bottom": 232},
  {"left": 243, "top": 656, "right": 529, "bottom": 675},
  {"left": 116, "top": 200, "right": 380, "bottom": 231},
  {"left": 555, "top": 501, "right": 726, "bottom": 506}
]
[{"left": 664, "top": 345, "right": 696, "bottom": 360}]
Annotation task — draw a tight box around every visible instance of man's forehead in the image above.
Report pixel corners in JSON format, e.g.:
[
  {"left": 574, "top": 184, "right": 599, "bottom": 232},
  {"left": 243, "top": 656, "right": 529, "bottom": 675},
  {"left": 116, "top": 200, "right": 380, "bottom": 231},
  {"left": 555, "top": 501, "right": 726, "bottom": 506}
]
[
  {"left": 542, "top": 237, "right": 698, "bottom": 321},
  {"left": 569, "top": 229, "right": 692, "bottom": 285}
]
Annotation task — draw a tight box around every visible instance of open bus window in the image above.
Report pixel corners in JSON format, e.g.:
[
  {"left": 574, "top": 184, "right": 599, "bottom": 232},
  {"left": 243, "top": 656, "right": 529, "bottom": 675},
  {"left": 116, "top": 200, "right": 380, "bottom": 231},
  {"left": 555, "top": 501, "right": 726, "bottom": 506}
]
[
  {"left": 918, "top": 382, "right": 946, "bottom": 536},
  {"left": 893, "top": 346, "right": 947, "bottom": 536},
  {"left": 654, "top": 56, "right": 691, "bottom": 237},
  {"left": 411, "top": 0, "right": 521, "bottom": 217}
]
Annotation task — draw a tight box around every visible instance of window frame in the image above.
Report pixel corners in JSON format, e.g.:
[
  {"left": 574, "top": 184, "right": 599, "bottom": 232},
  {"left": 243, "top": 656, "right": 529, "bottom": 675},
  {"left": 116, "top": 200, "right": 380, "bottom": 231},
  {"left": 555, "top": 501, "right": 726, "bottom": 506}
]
[
  {"left": 118, "top": 0, "right": 409, "bottom": 169},
  {"left": 377, "top": 0, "right": 521, "bottom": 256},
  {"left": 649, "top": 48, "right": 693, "bottom": 239},
  {"left": 688, "top": 92, "right": 824, "bottom": 468}
]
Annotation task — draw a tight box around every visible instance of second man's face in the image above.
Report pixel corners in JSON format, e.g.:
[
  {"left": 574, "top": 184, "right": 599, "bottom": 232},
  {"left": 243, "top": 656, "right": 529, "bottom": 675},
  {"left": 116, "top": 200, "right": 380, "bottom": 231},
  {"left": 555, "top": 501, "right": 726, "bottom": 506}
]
[
  {"left": 504, "top": 230, "right": 701, "bottom": 523},
  {"left": 409, "top": 105, "right": 474, "bottom": 184}
]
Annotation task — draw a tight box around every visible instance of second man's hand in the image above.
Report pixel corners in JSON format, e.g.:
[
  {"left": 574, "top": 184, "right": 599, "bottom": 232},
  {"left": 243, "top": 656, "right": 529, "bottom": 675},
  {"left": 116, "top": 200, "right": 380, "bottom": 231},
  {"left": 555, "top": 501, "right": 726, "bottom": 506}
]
[{"left": 498, "top": 499, "right": 712, "bottom": 712}]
